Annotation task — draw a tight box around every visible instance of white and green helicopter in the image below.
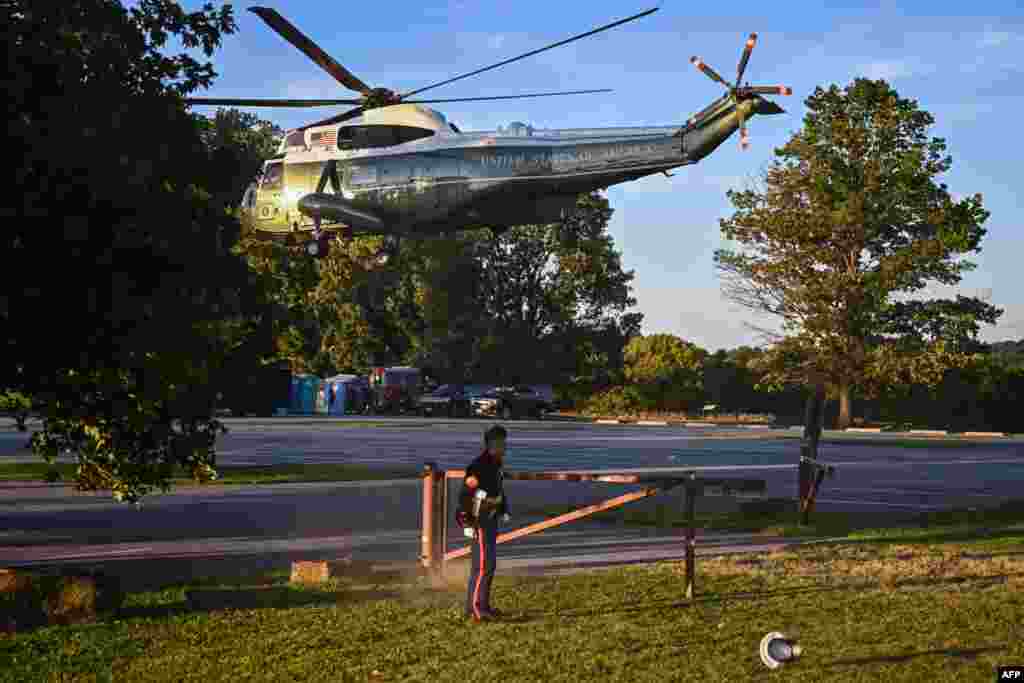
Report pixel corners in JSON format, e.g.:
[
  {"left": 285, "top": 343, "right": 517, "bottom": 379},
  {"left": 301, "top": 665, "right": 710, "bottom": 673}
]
[{"left": 187, "top": 6, "right": 791, "bottom": 259}]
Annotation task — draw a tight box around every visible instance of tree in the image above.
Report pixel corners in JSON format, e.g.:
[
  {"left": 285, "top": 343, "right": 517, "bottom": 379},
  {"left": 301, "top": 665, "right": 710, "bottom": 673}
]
[
  {"left": 715, "top": 78, "right": 1000, "bottom": 428},
  {"left": 623, "top": 334, "right": 706, "bottom": 412},
  {"left": 466, "top": 192, "right": 641, "bottom": 386},
  {"left": 2, "top": 0, "right": 277, "bottom": 502}
]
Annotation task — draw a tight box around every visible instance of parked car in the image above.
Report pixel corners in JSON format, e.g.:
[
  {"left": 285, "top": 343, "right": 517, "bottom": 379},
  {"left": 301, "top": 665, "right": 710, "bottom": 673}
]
[
  {"left": 367, "top": 366, "right": 421, "bottom": 414},
  {"left": 471, "top": 385, "right": 550, "bottom": 420},
  {"left": 416, "top": 384, "right": 471, "bottom": 418}
]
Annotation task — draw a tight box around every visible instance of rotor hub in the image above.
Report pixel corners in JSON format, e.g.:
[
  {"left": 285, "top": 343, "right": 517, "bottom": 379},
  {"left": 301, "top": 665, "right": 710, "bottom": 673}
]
[{"left": 687, "top": 33, "right": 791, "bottom": 149}]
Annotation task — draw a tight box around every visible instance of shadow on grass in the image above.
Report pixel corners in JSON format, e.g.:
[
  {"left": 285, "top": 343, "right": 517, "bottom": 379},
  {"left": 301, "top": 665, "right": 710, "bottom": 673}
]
[
  {"left": 823, "top": 645, "right": 1007, "bottom": 668},
  {"left": 506, "top": 571, "right": 1024, "bottom": 624},
  {"left": 117, "top": 585, "right": 401, "bottom": 620},
  {"left": 816, "top": 525, "right": 1024, "bottom": 549}
]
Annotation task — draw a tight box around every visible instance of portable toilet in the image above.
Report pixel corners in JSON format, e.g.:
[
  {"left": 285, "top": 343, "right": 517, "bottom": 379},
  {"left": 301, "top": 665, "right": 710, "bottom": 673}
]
[
  {"left": 325, "top": 374, "right": 359, "bottom": 415},
  {"left": 314, "top": 377, "right": 328, "bottom": 415},
  {"left": 325, "top": 377, "right": 345, "bottom": 416},
  {"left": 292, "top": 374, "right": 318, "bottom": 415}
]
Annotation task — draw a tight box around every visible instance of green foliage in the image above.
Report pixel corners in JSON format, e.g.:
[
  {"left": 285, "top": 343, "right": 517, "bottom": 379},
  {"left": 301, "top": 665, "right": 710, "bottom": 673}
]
[
  {"left": 715, "top": 78, "right": 1000, "bottom": 427},
  {"left": 2, "top": 0, "right": 278, "bottom": 502},
  {"left": 233, "top": 189, "right": 642, "bottom": 387},
  {"left": 580, "top": 385, "right": 643, "bottom": 416},
  {"left": 622, "top": 334, "right": 706, "bottom": 411}
]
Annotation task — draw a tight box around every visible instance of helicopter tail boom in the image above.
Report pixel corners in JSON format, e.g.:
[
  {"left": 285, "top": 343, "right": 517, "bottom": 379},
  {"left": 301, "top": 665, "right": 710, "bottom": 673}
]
[{"left": 681, "top": 94, "right": 784, "bottom": 161}]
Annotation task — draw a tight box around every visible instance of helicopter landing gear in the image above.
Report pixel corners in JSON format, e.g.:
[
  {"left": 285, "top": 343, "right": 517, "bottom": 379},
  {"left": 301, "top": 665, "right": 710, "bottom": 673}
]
[
  {"left": 375, "top": 235, "right": 401, "bottom": 266},
  {"left": 304, "top": 218, "right": 336, "bottom": 259}
]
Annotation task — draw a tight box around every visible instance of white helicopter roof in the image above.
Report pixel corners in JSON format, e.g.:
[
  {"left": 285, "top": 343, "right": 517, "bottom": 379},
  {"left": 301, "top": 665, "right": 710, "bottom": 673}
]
[
  {"left": 280, "top": 104, "right": 455, "bottom": 155},
  {"left": 339, "top": 103, "right": 451, "bottom": 133}
]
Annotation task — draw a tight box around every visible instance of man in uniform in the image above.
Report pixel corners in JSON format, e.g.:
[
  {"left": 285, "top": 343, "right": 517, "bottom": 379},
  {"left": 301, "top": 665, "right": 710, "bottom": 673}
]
[{"left": 456, "top": 425, "right": 511, "bottom": 622}]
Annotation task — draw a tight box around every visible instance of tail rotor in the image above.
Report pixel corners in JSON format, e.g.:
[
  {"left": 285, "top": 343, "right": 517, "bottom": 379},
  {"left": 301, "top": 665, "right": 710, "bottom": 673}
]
[{"left": 688, "top": 33, "right": 792, "bottom": 149}]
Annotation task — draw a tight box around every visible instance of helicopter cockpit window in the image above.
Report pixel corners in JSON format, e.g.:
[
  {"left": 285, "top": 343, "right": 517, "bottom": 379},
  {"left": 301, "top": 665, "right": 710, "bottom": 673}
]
[
  {"left": 260, "top": 161, "right": 283, "bottom": 191},
  {"left": 337, "top": 125, "right": 435, "bottom": 151},
  {"left": 284, "top": 130, "right": 306, "bottom": 148}
]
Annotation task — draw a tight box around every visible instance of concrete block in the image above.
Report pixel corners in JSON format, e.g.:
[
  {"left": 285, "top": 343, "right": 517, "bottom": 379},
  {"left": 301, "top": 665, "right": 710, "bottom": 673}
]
[
  {"left": 845, "top": 427, "right": 883, "bottom": 433},
  {"left": 637, "top": 420, "right": 669, "bottom": 426},
  {"left": 290, "top": 559, "right": 354, "bottom": 584},
  {"left": 962, "top": 432, "right": 1008, "bottom": 438},
  {"left": 684, "top": 422, "right": 715, "bottom": 427},
  {"left": 595, "top": 419, "right": 622, "bottom": 424}
]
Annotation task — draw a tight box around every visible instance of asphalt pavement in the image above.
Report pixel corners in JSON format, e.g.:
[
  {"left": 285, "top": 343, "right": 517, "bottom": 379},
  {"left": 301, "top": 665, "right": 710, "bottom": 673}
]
[{"left": 1, "top": 417, "right": 1022, "bottom": 589}]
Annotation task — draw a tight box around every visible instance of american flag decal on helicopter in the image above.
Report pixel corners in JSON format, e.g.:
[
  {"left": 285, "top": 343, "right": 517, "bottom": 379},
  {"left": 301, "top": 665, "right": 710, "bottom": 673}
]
[{"left": 310, "top": 129, "right": 336, "bottom": 148}]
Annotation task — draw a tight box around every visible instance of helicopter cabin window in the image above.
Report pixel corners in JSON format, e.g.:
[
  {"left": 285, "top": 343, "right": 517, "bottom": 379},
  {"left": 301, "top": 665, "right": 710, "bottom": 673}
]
[
  {"left": 336, "top": 125, "right": 435, "bottom": 151},
  {"left": 284, "top": 130, "right": 306, "bottom": 148},
  {"left": 260, "top": 161, "right": 283, "bottom": 191}
]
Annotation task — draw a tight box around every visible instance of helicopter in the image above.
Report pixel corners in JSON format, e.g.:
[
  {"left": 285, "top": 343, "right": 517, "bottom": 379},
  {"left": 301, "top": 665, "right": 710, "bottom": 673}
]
[{"left": 186, "top": 6, "right": 791, "bottom": 260}]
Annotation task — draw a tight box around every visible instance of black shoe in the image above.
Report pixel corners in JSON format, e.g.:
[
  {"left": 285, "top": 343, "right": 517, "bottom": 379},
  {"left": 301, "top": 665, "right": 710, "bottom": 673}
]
[
  {"left": 480, "top": 607, "right": 505, "bottom": 618},
  {"left": 468, "top": 611, "right": 493, "bottom": 623}
]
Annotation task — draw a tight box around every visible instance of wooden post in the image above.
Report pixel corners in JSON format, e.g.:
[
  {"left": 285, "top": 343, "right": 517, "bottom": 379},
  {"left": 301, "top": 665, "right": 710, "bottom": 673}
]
[
  {"left": 421, "top": 462, "right": 436, "bottom": 573},
  {"left": 684, "top": 474, "right": 697, "bottom": 600},
  {"left": 436, "top": 466, "right": 448, "bottom": 579},
  {"left": 800, "top": 382, "right": 826, "bottom": 525}
]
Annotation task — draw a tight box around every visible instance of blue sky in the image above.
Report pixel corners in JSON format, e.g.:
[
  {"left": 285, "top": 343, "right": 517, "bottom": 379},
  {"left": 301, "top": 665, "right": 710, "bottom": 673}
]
[{"left": 179, "top": 0, "right": 1024, "bottom": 351}]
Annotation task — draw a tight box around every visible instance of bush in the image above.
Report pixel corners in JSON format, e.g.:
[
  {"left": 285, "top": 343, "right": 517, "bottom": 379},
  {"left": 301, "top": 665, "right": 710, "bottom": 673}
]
[{"left": 580, "top": 385, "right": 643, "bottom": 416}]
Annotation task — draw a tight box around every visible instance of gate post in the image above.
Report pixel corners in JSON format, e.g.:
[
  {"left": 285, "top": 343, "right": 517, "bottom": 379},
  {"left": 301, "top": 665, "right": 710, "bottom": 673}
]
[
  {"left": 799, "top": 382, "right": 826, "bottom": 524},
  {"left": 421, "top": 462, "right": 439, "bottom": 575},
  {"left": 684, "top": 473, "right": 698, "bottom": 600},
  {"left": 436, "top": 467, "right": 448, "bottom": 580}
]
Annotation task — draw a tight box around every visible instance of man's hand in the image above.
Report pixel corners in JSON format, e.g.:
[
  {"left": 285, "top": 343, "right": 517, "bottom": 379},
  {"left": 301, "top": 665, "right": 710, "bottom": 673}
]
[{"left": 501, "top": 513, "right": 511, "bottom": 523}]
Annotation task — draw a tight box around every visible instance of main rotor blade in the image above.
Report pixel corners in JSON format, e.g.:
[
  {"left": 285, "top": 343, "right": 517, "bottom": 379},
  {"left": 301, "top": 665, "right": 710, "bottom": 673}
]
[
  {"left": 297, "top": 106, "right": 366, "bottom": 131},
  {"left": 739, "top": 85, "right": 793, "bottom": 96},
  {"left": 690, "top": 56, "right": 729, "bottom": 88},
  {"left": 183, "top": 98, "right": 364, "bottom": 107},
  {"left": 403, "top": 88, "right": 612, "bottom": 104},
  {"left": 736, "top": 33, "right": 756, "bottom": 86},
  {"left": 399, "top": 6, "right": 659, "bottom": 99},
  {"left": 249, "top": 7, "right": 372, "bottom": 95}
]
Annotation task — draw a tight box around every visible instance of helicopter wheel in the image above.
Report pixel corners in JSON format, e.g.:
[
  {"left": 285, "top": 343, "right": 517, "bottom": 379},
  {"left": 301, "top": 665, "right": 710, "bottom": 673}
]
[
  {"left": 305, "top": 232, "right": 334, "bottom": 259},
  {"left": 375, "top": 235, "right": 401, "bottom": 266}
]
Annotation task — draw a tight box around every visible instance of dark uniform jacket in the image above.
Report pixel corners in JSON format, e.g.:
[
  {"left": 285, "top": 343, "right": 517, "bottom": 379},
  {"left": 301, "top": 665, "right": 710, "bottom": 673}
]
[{"left": 458, "top": 451, "right": 510, "bottom": 525}]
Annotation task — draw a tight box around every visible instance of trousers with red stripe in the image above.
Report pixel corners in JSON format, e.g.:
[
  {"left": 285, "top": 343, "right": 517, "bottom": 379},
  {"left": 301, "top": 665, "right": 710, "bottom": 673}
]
[{"left": 465, "top": 515, "right": 498, "bottom": 617}]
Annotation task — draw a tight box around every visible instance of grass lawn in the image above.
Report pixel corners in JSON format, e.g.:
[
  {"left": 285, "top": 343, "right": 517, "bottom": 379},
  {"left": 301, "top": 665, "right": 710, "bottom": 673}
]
[
  {"left": 0, "top": 462, "right": 419, "bottom": 486},
  {"left": 1, "top": 530, "right": 1022, "bottom": 682}
]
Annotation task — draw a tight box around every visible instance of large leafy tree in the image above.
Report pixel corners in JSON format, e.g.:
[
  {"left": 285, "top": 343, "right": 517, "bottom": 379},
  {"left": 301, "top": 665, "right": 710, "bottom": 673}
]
[
  {"left": 623, "top": 334, "right": 706, "bottom": 412},
  {"left": 2, "top": 0, "right": 278, "bottom": 502},
  {"left": 466, "top": 192, "right": 641, "bottom": 386},
  {"left": 716, "top": 78, "right": 1000, "bottom": 428}
]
